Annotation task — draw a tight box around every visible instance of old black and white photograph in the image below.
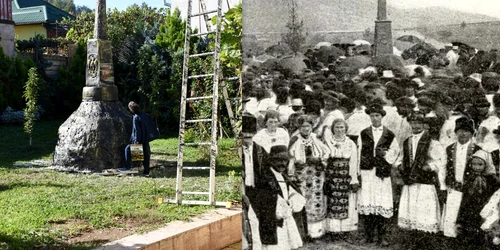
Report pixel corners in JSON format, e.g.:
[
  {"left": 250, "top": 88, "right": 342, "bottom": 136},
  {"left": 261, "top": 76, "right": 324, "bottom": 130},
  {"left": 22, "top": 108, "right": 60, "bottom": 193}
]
[{"left": 241, "top": 0, "right": 500, "bottom": 249}]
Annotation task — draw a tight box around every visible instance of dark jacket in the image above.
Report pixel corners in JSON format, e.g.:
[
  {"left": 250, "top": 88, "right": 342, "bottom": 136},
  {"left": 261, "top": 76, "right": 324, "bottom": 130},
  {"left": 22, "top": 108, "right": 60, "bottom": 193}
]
[
  {"left": 445, "top": 142, "right": 482, "bottom": 191},
  {"left": 401, "top": 131, "right": 437, "bottom": 185},
  {"left": 359, "top": 126, "right": 395, "bottom": 178},
  {"left": 130, "top": 112, "right": 150, "bottom": 144},
  {"left": 252, "top": 167, "right": 306, "bottom": 245}
]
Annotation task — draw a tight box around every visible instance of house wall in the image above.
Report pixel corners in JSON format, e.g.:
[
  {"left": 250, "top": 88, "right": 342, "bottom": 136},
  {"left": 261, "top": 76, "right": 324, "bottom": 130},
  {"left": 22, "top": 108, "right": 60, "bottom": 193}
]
[
  {"left": 15, "top": 24, "right": 46, "bottom": 40},
  {"left": 0, "top": 22, "right": 15, "bottom": 57}
]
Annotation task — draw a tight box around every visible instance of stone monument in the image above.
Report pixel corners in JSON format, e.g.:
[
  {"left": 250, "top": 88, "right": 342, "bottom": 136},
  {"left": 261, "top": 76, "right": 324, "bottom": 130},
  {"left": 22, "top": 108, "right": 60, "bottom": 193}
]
[
  {"left": 52, "top": 0, "right": 132, "bottom": 172},
  {"left": 373, "top": 0, "right": 393, "bottom": 56},
  {"left": 0, "top": 0, "right": 15, "bottom": 57}
]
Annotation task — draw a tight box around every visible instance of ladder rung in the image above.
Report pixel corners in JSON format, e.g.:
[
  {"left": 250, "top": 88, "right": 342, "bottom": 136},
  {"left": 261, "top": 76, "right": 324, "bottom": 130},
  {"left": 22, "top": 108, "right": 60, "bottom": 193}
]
[
  {"left": 189, "top": 9, "right": 218, "bottom": 18},
  {"left": 190, "top": 51, "right": 215, "bottom": 58},
  {"left": 185, "top": 119, "right": 212, "bottom": 123},
  {"left": 190, "top": 31, "right": 216, "bottom": 37},
  {"left": 224, "top": 76, "right": 239, "bottom": 81},
  {"left": 184, "top": 142, "right": 211, "bottom": 146},
  {"left": 188, "top": 73, "right": 215, "bottom": 79},
  {"left": 165, "top": 199, "right": 227, "bottom": 206},
  {"left": 186, "top": 96, "right": 213, "bottom": 101},
  {"left": 183, "top": 166, "right": 211, "bottom": 170},
  {"left": 183, "top": 191, "right": 210, "bottom": 195}
]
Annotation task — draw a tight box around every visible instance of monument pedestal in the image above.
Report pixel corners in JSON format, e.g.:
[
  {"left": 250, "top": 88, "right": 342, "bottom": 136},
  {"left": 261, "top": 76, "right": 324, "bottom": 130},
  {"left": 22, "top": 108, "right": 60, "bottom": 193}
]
[
  {"left": 52, "top": 101, "right": 131, "bottom": 172},
  {"left": 374, "top": 20, "right": 393, "bottom": 56},
  {"left": 52, "top": 35, "right": 131, "bottom": 172}
]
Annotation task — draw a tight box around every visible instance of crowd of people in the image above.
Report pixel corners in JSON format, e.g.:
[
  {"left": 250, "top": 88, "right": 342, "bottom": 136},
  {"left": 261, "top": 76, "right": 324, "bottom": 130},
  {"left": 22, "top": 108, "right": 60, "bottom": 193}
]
[{"left": 241, "top": 42, "right": 500, "bottom": 250}]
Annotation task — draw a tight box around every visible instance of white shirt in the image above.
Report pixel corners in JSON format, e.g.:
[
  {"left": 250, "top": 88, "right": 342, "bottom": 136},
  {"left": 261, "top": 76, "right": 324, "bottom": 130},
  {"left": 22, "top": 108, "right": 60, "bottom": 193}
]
[
  {"left": 372, "top": 125, "right": 384, "bottom": 156},
  {"left": 243, "top": 144, "right": 254, "bottom": 187},
  {"left": 411, "top": 131, "right": 425, "bottom": 161},
  {"left": 455, "top": 140, "right": 471, "bottom": 183}
]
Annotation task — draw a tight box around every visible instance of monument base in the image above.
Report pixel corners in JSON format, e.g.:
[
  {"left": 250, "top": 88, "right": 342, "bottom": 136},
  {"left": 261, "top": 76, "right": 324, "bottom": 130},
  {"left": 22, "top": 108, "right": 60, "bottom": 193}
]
[
  {"left": 374, "top": 20, "right": 393, "bottom": 56},
  {"left": 52, "top": 101, "right": 132, "bottom": 172}
]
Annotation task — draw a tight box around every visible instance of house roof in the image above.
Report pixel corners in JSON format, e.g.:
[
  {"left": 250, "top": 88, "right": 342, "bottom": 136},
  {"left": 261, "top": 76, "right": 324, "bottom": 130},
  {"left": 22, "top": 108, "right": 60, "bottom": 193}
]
[{"left": 12, "top": 0, "right": 75, "bottom": 25}]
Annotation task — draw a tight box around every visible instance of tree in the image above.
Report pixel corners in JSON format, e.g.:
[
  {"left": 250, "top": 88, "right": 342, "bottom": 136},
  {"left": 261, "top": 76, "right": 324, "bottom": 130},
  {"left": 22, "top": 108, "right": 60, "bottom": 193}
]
[
  {"left": 212, "top": 3, "right": 242, "bottom": 76},
  {"left": 281, "top": 0, "right": 305, "bottom": 55},
  {"left": 24, "top": 68, "right": 41, "bottom": 147},
  {"left": 75, "top": 5, "right": 92, "bottom": 16},
  {"left": 363, "top": 28, "right": 373, "bottom": 41},
  {"left": 44, "top": 0, "right": 76, "bottom": 15}
]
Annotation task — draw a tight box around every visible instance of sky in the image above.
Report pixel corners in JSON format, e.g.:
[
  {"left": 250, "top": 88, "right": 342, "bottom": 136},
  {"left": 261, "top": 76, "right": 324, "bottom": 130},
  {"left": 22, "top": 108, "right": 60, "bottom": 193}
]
[{"left": 75, "top": 0, "right": 500, "bottom": 19}]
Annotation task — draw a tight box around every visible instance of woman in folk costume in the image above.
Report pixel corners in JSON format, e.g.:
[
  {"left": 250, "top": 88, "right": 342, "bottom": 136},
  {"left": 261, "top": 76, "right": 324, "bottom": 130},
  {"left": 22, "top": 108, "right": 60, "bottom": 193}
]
[
  {"left": 397, "top": 112, "right": 446, "bottom": 249},
  {"left": 489, "top": 125, "right": 500, "bottom": 176},
  {"left": 252, "top": 145, "right": 306, "bottom": 250},
  {"left": 480, "top": 181, "right": 500, "bottom": 247},
  {"left": 323, "top": 118, "right": 360, "bottom": 238},
  {"left": 357, "top": 100, "right": 400, "bottom": 247},
  {"left": 253, "top": 110, "right": 290, "bottom": 154},
  {"left": 456, "top": 150, "right": 500, "bottom": 247},
  {"left": 315, "top": 91, "right": 344, "bottom": 141},
  {"left": 288, "top": 114, "right": 331, "bottom": 240},
  {"left": 441, "top": 117, "right": 483, "bottom": 238}
]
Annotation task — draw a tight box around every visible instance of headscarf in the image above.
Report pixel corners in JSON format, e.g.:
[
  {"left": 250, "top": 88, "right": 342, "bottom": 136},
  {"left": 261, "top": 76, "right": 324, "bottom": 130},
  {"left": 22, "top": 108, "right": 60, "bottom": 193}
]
[{"left": 464, "top": 150, "right": 496, "bottom": 196}]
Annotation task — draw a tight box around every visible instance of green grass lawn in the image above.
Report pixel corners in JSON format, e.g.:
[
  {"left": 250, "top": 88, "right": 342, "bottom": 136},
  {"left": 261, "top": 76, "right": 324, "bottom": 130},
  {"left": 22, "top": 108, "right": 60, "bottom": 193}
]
[{"left": 0, "top": 120, "right": 241, "bottom": 249}]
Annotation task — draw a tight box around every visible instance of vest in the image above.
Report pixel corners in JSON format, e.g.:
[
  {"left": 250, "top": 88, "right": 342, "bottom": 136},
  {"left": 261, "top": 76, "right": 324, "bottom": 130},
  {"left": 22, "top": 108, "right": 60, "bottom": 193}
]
[
  {"left": 360, "top": 127, "right": 395, "bottom": 178},
  {"left": 401, "top": 132, "right": 436, "bottom": 185},
  {"left": 445, "top": 142, "right": 481, "bottom": 190}
]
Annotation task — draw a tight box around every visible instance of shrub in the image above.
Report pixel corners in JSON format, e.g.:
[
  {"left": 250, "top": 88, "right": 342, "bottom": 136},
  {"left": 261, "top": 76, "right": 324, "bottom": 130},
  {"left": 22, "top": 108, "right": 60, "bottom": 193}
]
[{"left": 0, "top": 106, "right": 44, "bottom": 125}]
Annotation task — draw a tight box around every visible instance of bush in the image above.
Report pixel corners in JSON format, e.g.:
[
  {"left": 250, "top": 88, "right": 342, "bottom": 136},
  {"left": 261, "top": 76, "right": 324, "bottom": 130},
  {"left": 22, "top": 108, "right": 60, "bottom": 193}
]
[{"left": 0, "top": 106, "right": 44, "bottom": 125}]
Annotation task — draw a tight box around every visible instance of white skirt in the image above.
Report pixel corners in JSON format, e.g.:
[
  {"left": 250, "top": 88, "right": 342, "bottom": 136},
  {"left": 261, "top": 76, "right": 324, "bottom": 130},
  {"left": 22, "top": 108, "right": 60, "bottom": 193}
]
[
  {"left": 325, "top": 192, "right": 358, "bottom": 232},
  {"left": 261, "top": 215, "right": 303, "bottom": 250},
  {"left": 398, "top": 184, "right": 441, "bottom": 233},
  {"left": 247, "top": 204, "right": 261, "bottom": 249},
  {"left": 441, "top": 189, "right": 463, "bottom": 237},
  {"left": 358, "top": 169, "right": 394, "bottom": 218}
]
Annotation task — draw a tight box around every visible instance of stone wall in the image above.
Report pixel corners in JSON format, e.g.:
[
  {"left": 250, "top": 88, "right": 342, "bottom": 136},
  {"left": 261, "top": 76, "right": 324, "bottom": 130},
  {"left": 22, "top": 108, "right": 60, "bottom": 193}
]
[
  {"left": 18, "top": 52, "right": 69, "bottom": 79},
  {"left": 0, "top": 22, "right": 15, "bottom": 57}
]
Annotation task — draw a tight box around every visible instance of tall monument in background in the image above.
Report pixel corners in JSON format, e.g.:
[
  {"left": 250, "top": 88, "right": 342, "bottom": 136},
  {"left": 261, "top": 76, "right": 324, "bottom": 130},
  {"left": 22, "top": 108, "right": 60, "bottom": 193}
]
[
  {"left": 373, "top": 0, "right": 392, "bottom": 56},
  {"left": 52, "top": 0, "right": 131, "bottom": 172},
  {"left": 0, "top": 0, "right": 15, "bottom": 56}
]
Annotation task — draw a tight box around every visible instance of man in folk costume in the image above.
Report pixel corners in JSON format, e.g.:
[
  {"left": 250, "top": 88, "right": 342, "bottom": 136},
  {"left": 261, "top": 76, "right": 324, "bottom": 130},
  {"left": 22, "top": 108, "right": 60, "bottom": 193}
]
[
  {"left": 441, "top": 117, "right": 482, "bottom": 238},
  {"left": 253, "top": 145, "right": 306, "bottom": 250},
  {"left": 392, "top": 96, "right": 416, "bottom": 212},
  {"left": 397, "top": 112, "right": 446, "bottom": 249},
  {"left": 242, "top": 112, "right": 262, "bottom": 249},
  {"left": 357, "top": 100, "right": 400, "bottom": 246},
  {"left": 476, "top": 93, "right": 500, "bottom": 153}
]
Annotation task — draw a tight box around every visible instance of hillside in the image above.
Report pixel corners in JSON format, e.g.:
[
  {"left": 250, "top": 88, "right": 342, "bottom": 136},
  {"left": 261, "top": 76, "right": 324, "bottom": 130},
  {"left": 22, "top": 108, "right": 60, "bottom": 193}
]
[{"left": 243, "top": 0, "right": 499, "bottom": 34}]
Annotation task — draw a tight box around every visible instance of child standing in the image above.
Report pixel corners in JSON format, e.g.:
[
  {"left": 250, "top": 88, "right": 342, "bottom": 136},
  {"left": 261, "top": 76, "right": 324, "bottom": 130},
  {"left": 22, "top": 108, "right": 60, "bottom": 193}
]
[{"left": 456, "top": 150, "right": 500, "bottom": 246}]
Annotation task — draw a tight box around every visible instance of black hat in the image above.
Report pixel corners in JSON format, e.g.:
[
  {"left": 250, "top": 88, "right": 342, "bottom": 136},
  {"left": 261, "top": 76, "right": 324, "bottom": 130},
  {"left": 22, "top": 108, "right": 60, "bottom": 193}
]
[
  {"left": 365, "top": 100, "right": 386, "bottom": 116},
  {"left": 455, "top": 117, "right": 475, "bottom": 134},
  {"left": 394, "top": 96, "right": 416, "bottom": 108},
  {"left": 242, "top": 112, "right": 257, "bottom": 134},
  {"left": 269, "top": 145, "right": 289, "bottom": 160},
  {"left": 417, "top": 96, "right": 436, "bottom": 108},
  {"left": 407, "top": 111, "right": 425, "bottom": 123},
  {"left": 473, "top": 96, "right": 491, "bottom": 108}
]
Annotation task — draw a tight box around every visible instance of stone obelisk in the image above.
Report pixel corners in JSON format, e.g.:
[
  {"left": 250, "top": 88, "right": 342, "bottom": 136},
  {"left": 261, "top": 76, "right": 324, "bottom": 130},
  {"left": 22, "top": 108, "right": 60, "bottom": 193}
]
[
  {"left": 373, "top": 0, "right": 393, "bottom": 56},
  {"left": 52, "top": 0, "right": 132, "bottom": 172}
]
